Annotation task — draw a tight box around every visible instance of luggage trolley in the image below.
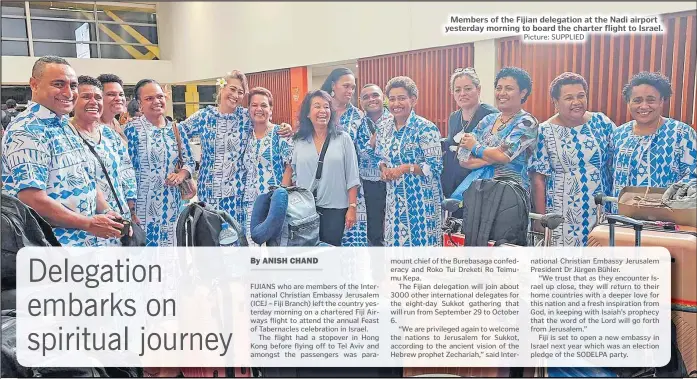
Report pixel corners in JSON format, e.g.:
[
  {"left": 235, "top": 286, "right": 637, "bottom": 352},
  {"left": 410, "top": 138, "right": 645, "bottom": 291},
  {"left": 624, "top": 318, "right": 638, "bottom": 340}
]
[
  {"left": 588, "top": 192, "right": 697, "bottom": 377},
  {"left": 442, "top": 196, "right": 564, "bottom": 247},
  {"left": 527, "top": 212, "right": 564, "bottom": 247}
]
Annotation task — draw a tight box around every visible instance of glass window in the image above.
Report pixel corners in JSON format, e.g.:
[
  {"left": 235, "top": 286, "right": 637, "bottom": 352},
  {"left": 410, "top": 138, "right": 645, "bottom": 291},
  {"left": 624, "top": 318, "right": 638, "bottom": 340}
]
[
  {"left": 2, "top": 2, "right": 159, "bottom": 60},
  {"left": 173, "top": 104, "right": 187, "bottom": 122},
  {"left": 99, "top": 43, "right": 157, "bottom": 60},
  {"left": 1, "top": 1, "right": 26, "bottom": 16},
  {"left": 97, "top": 8, "right": 157, "bottom": 25},
  {"left": 31, "top": 20, "right": 97, "bottom": 41},
  {"left": 172, "top": 86, "right": 186, "bottom": 103},
  {"left": 1, "top": 86, "right": 32, "bottom": 106},
  {"left": 124, "top": 85, "right": 135, "bottom": 100},
  {"left": 28, "top": 2, "right": 95, "bottom": 20},
  {"left": 1, "top": 18, "right": 27, "bottom": 38},
  {"left": 98, "top": 24, "right": 158, "bottom": 45},
  {"left": 198, "top": 85, "right": 218, "bottom": 103},
  {"left": 33, "top": 41, "right": 97, "bottom": 58},
  {"left": 1, "top": 40, "right": 29, "bottom": 56}
]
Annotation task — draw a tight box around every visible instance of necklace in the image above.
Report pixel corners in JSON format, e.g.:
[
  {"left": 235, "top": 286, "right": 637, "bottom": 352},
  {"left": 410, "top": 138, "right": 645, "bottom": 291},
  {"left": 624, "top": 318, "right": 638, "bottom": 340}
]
[
  {"left": 69, "top": 119, "right": 101, "bottom": 143},
  {"left": 632, "top": 117, "right": 664, "bottom": 136},
  {"left": 460, "top": 103, "right": 480, "bottom": 132},
  {"left": 253, "top": 124, "right": 272, "bottom": 140},
  {"left": 496, "top": 111, "right": 519, "bottom": 131}
]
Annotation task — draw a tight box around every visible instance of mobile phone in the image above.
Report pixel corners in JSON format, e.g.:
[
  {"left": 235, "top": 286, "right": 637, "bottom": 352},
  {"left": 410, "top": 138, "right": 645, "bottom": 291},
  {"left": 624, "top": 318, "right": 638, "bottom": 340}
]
[{"left": 121, "top": 220, "right": 131, "bottom": 237}]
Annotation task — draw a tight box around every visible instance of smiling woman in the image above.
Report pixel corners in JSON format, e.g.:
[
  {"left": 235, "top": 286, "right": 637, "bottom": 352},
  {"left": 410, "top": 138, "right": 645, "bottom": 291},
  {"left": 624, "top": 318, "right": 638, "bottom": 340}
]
[
  {"left": 610, "top": 71, "right": 697, "bottom": 211},
  {"left": 454, "top": 67, "right": 539, "bottom": 198},
  {"left": 177, "top": 71, "right": 293, "bottom": 234},
  {"left": 241, "top": 87, "right": 293, "bottom": 246},
  {"left": 442, "top": 68, "right": 497, "bottom": 204},
  {"left": 320, "top": 68, "right": 369, "bottom": 247},
  {"left": 124, "top": 78, "right": 196, "bottom": 247},
  {"left": 70, "top": 75, "right": 137, "bottom": 246},
  {"left": 377, "top": 76, "right": 444, "bottom": 247},
  {"left": 529, "top": 72, "right": 616, "bottom": 247},
  {"left": 283, "top": 90, "right": 360, "bottom": 246}
]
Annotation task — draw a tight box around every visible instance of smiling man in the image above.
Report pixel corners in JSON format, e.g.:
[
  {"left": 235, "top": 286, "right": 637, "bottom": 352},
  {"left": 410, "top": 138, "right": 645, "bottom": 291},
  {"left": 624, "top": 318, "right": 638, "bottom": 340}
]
[
  {"left": 97, "top": 73, "right": 127, "bottom": 142},
  {"left": 2, "top": 56, "right": 125, "bottom": 246}
]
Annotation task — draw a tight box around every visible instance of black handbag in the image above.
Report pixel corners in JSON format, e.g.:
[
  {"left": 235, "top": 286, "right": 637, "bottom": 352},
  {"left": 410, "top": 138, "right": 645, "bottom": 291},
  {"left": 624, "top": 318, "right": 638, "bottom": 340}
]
[{"left": 75, "top": 128, "right": 146, "bottom": 246}]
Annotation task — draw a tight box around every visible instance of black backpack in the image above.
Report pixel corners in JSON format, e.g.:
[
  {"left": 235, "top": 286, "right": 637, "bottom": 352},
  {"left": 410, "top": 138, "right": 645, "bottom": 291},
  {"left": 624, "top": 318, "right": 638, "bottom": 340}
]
[
  {"left": 1, "top": 195, "right": 142, "bottom": 377},
  {"left": 461, "top": 177, "right": 530, "bottom": 246},
  {"left": 1, "top": 192, "right": 61, "bottom": 310},
  {"left": 1, "top": 310, "right": 142, "bottom": 378},
  {"left": 175, "top": 201, "right": 248, "bottom": 247}
]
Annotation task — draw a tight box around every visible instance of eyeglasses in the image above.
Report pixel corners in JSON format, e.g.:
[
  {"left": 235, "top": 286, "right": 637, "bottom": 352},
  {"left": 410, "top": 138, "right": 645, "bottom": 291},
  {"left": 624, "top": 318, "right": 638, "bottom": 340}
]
[{"left": 454, "top": 67, "right": 477, "bottom": 74}]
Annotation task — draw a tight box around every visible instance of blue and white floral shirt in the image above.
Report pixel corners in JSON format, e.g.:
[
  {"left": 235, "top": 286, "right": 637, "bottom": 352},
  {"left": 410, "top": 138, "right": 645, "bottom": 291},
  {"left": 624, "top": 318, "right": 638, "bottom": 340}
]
[{"left": 2, "top": 102, "right": 99, "bottom": 246}]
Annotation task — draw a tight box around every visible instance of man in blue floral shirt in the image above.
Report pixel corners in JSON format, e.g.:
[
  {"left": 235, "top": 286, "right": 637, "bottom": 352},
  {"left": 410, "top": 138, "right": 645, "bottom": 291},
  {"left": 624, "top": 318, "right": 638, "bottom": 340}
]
[{"left": 2, "top": 56, "right": 126, "bottom": 246}]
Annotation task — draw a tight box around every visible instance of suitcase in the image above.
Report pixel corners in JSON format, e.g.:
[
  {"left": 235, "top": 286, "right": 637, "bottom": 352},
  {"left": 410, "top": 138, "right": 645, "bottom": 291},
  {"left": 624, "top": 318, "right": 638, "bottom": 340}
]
[{"left": 587, "top": 214, "right": 697, "bottom": 376}]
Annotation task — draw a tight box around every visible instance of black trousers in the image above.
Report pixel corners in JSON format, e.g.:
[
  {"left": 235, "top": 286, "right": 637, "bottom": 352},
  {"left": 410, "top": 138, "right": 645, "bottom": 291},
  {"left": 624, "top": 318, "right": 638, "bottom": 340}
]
[
  {"left": 316, "top": 207, "right": 347, "bottom": 246},
  {"left": 362, "top": 179, "right": 386, "bottom": 246}
]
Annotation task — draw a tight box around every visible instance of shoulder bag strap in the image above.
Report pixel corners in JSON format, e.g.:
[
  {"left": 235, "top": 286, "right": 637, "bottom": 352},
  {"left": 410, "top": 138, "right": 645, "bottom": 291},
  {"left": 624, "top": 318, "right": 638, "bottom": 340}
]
[
  {"left": 367, "top": 117, "right": 377, "bottom": 135},
  {"left": 74, "top": 127, "right": 126, "bottom": 215},
  {"left": 311, "top": 135, "right": 331, "bottom": 197},
  {"left": 172, "top": 122, "right": 184, "bottom": 170},
  {"left": 315, "top": 135, "right": 331, "bottom": 180}
]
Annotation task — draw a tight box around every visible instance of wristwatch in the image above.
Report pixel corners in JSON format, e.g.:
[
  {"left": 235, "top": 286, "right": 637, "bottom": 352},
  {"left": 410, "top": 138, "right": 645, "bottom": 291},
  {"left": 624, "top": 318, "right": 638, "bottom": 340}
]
[
  {"left": 349, "top": 203, "right": 357, "bottom": 208},
  {"left": 409, "top": 164, "right": 415, "bottom": 174}
]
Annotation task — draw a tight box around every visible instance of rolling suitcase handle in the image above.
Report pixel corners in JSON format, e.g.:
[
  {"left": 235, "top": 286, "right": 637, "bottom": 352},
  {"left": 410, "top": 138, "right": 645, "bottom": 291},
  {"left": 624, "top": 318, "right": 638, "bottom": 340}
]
[
  {"left": 606, "top": 214, "right": 643, "bottom": 246},
  {"left": 593, "top": 193, "right": 618, "bottom": 228},
  {"left": 529, "top": 213, "right": 563, "bottom": 246},
  {"left": 442, "top": 198, "right": 463, "bottom": 219}
]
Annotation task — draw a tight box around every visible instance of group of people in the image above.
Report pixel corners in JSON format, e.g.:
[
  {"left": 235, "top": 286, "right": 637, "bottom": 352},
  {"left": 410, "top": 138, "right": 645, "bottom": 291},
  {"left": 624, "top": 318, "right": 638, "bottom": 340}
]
[
  {"left": 2, "top": 55, "right": 696, "bottom": 249},
  {"left": 443, "top": 67, "right": 696, "bottom": 246}
]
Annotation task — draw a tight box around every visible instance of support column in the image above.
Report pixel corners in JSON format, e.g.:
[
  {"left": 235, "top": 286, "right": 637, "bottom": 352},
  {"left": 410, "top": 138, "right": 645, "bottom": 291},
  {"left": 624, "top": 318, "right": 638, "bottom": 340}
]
[
  {"left": 164, "top": 84, "right": 174, "bottom": 119},
  {"left": 474, "top": 39, "right": 498, "bottom": 106},
  {"left": 185, "top": 84, "right": 200, "bottom": 117},
  {"left": 289, "top": 67, "right": 308, "bottom": 129}
]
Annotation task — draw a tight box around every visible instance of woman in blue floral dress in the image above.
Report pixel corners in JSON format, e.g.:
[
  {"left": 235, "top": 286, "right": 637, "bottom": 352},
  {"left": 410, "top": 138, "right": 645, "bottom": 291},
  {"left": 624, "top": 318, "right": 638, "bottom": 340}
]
[
  {"left": 377, "top": 76, "right": 443, "bottom": 246},
  {"left": 610, "top": 72, "right": 697, "bottom": 211},
  {"left": 530, "top": 72, "right": 616, "bottom": 246},
  {"left": 241, "top": 87, "right": 293, "bottom": 246}
]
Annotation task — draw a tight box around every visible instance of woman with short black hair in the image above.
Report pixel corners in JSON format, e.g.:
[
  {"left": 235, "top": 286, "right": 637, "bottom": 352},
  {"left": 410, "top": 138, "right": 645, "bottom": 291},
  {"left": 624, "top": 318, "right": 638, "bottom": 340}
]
[
  {"left": 529, "top": 72, "right": 616, "bottom": 246},
  {"left": 378, "top": 76, "right": 444, "bottom": 246},
  {"left": 455, "top": 66, "right": 539, "bottom": 197},
  {"left": 611, "top": 72, "right": 697, "bottom": 208}
]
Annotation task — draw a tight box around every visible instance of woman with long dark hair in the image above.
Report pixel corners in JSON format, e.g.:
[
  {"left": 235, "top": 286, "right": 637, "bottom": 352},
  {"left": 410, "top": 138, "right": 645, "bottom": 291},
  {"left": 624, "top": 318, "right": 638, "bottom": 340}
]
[
  {"left": 320, "top": 68, "right": 369, "bottom": 247},
  {"left": 282, "top": 90, "right": 360, "bottom": 246}
]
